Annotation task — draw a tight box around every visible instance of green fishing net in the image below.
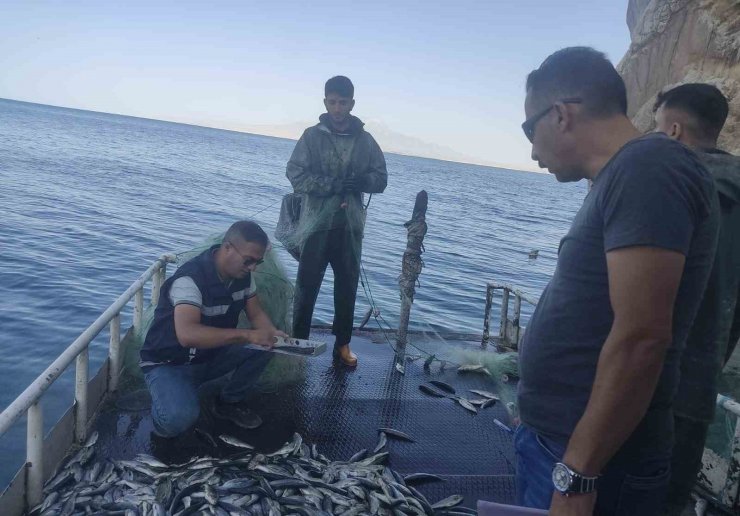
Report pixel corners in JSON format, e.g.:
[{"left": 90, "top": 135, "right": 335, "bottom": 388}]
[{"left": 275, "top": 192, "right": 366, "bottom": 261}]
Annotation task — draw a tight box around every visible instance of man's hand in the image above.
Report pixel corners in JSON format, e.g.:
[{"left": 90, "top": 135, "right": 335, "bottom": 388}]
[
  {"left": 247, "top": 329, "right": 279, "bottom": 349},
  {"left": 549, "top": 491, "right": 596, "bottom": 516},
  {"left": 342, "top": 176, "right": 362, "bottom": 192}
]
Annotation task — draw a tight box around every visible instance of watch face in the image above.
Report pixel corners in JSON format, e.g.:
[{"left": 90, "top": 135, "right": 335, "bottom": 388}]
[{"left": 552, "top": 463, "right": 571, "bottom": 492}]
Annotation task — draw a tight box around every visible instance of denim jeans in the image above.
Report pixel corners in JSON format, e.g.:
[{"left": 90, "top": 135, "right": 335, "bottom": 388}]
[
  {"left": 515, "top": 424, "right": 671, "bottom": 515},
  {"left": 144, "top": 345, "right": 272, "bottom": 437}
]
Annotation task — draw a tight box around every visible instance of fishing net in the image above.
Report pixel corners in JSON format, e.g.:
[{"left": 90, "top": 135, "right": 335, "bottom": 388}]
[{"left": 275, "top": 191, "right": 366, "bottom": 261}]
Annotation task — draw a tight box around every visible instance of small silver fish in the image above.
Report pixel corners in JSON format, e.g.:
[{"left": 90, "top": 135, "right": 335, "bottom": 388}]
[
  {"left": 349, "top": 448, "right": 368, "bottom": 462},
  {"left": 431, "top": 494, "right": 464, "bottom": 509},
  {"left": 84, "top": 431, "right": 99, "bottom": 448},
  {"left": 358, "top": 307, "right": 373, "bottom": 330},
  {"left": 468, "top": 389, "right": 499, "bottom": 400},
  {"left": 457, "top": 364, "right": 492, "bottom": 376},
  {"left": 378, "top": 427, "right": 415, "bottom": 442},
  {"left": 481, "top": 398, "right": 497, "bottom": 409},
  {"left": 428, "top": 380, "right": 456, "bottom": 394},
  {"left": 373, "top": 432, "right": 387, "bottom": 454},
  {"left": 457, "top": 398, "right": 478, "bottom": 414},
  {"left": 404, "top": 472, "right": 445, "bottom": 483},
  {"left": 419, "top": 384, "right": 447, "bottom": 398},
  {"left": 218, "top": 434, "right": 255, "bottom": 450}
]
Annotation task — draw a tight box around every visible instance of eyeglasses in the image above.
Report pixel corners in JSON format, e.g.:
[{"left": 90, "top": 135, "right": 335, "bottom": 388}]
[
  {"left": 521, "top": 97, "right": 582, "bottom": 143},
  {"left": 227, "top": 240, "right": 264, "bottom": 267}
]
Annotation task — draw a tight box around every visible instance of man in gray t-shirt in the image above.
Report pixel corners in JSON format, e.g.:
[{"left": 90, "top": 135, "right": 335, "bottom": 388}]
[{"left": 516, "top": 48, "right": 718, "bottom": 516}]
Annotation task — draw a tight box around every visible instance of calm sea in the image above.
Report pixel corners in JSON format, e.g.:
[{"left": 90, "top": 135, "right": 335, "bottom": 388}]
[{"left": 0, "top": 98, "right": 585, "bottom": 487}]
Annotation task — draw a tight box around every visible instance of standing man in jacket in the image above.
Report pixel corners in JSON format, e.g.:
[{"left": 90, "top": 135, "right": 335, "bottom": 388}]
[
  {"left": 653, "top": 83, "right": 740, "bottom": 514},
  {"left": 286, "top": 76, "right": 387, "bottom": 367}
]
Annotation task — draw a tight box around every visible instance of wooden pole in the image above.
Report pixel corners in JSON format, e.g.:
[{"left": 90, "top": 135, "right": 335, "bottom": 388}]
[{"left": 396, "top": 191, "right": 428, "bottom": 364}]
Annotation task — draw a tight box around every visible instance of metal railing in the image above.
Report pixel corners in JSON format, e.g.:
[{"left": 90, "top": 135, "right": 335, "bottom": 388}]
[
  {"left": 481, "top": 282, "right": 538, "bottom": 349},
  {"left": 0, "top": 254, "right": 175, "bottom": 509}
]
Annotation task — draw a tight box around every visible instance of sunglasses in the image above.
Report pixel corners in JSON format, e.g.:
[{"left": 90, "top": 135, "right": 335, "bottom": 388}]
[
  {"left": 228, "top": 240, "right": 264, "bottom": 267},
  {"left": 522, "top": 97, "right": 582, "bottom": 143}
]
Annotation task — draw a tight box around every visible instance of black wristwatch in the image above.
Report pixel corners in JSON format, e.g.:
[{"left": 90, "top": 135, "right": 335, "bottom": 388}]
[{"left": 552, "top": 462, "right": 598, "bottom": 496}]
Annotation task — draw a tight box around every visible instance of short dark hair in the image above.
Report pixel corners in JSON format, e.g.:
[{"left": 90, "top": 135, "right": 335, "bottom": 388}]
[
  {"left": 223, "top": 220, "right": 268, "bottom": 248},
  {"left": 653, "top": 83, "right": 729, "bottom": 142},
  {"left": 526, "top": 47, "right": 627, "bottom": 118},
  {"left": 325, "top": 76, "right": 354, "bottom": 98}
]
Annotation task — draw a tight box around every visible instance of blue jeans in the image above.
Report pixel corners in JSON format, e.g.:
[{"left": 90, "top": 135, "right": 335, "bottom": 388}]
[
  {"left": 515, "top": 425, "right": 671, "bottom": 515},
  {"left": 144, "top": 345, "right": 272, "bottom": 437}
]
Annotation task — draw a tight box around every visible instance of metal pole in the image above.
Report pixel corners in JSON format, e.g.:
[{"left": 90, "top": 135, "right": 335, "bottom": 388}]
[
  {"left": 74, "top": 348, "right": 88, "bottom": 443},
  {"left": 109, "top": 314, "right": 121, "bottom": 392},
  {"left": 151, "top": 263, "right": 166, "bottom": 306},
  {"left": 512, "top": 295, "right": 522, "bottom": 348},
  {"left": 482, "top": 284, "right": 494, "bottom": 348},
  {"left": 499, "top": 289, "right": 510, "bottom": 341},
  {"left": 133, "top": 288, "right": 144, "bottom": 333},
  {"left": 26, "top": 401, "right": 43, "bottom": 509}
]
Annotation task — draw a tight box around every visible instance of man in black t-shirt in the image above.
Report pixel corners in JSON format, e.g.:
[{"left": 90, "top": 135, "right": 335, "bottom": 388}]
[{"left": 516, "top": 47, "right": 719, "bottom": 516}]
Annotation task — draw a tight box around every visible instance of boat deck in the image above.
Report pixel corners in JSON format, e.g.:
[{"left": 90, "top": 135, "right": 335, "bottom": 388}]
[{"left": 93, "top": 329, "right": 517, "bottom": 511}]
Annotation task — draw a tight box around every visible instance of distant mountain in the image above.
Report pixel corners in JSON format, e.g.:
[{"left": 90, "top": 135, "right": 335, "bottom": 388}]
[{"left": 229, "top": 119, "right": 522, "bottom": 170}]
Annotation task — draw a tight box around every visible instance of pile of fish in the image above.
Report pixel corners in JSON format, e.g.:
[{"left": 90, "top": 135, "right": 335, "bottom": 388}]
[
  {"left": 418, "top": 381, "right": 499, "bottom": 415},
  {"left": 31, "top": 429, "right": 474, "bottom": 516}
]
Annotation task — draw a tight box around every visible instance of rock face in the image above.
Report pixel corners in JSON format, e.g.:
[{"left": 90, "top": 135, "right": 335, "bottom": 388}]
[{"left": 618, "top": 0, "right": 740, "bottom": 153}]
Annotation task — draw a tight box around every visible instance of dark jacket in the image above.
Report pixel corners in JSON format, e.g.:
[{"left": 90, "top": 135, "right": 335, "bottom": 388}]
[
  {"left": 674, "top": 150, "right": 740, "bottom": 421},
  {"left": 286, "top": 114, "right": 387, "bottom": 239}
]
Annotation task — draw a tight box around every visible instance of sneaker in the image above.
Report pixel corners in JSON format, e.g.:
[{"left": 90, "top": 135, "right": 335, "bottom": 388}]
[{"left": 212, "top": 399, "right": 263, "bottom": 430}]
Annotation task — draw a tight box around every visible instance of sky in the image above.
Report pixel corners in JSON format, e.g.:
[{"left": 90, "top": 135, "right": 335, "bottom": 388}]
[{"left": 0, "top": 0, "right": 632, "bottom": 171}]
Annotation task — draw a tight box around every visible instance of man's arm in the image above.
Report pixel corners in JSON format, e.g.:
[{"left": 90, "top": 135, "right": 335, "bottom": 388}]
[
  {"left": 360, "top": 136, "right": 388, "bottom": 194},
  {"left": 286, "top": 131, "right": 341, "bottom": 196},
  {"left": 173, "top": 304, "right": 275, "bottom": 349},
  {"left": 551, "top": 246, "right": 685, "bottom": 514}
]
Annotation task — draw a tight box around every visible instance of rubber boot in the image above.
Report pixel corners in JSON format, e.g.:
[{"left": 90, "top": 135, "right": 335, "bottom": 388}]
[{"left": 333, "top": 344, "right": 358, "bottom": 367}]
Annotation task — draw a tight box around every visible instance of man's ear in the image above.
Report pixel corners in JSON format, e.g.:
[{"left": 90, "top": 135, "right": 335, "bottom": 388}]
[
  {"left": 554, "top": 101, "right": 574, "bottom": 134},
  {"left": 350, "top": 99, "right": 356, "bottom": 111},
  {"left": 670, "top": 122, "right": 683, "bottom": 141}
]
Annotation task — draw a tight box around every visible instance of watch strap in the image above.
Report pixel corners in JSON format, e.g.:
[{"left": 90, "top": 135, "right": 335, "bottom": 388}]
[{"left": 570, "top": 471, "right": 597, "bottom": 494}]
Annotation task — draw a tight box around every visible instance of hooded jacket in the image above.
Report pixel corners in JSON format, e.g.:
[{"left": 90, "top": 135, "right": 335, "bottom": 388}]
[
  {"left": 286, "top": 114, "right": 387, "bottom": 240},
  {"left": 674, "top": 150, "right": 740, "bottom": 422}
]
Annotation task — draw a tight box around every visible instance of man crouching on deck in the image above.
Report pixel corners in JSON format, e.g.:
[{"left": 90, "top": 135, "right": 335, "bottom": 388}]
[{"left": 139, "top": 220, "right": 287, "bottom": 438}]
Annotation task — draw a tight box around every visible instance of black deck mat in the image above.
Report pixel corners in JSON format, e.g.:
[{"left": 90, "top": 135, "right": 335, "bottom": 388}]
[{"left": 94, "top": 330, "right": 518, "bottom": 507}]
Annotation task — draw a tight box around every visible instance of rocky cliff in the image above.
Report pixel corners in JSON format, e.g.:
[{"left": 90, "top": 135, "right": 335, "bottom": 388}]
[{"left": 617, "top": 0, "right": 740, "bottom": 153}]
